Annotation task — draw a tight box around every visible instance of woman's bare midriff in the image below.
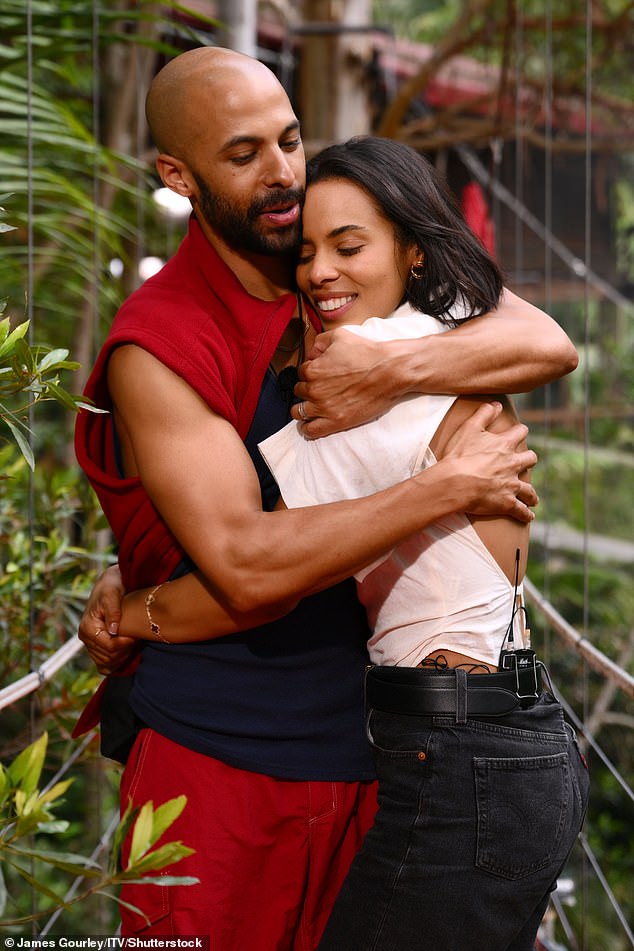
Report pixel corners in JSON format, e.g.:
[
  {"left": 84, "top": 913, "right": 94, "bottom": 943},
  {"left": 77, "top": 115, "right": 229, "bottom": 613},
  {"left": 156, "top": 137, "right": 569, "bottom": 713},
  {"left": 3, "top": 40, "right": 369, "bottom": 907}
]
[{"left": 419, "top": 649, "right": 498, "bottom": 673}]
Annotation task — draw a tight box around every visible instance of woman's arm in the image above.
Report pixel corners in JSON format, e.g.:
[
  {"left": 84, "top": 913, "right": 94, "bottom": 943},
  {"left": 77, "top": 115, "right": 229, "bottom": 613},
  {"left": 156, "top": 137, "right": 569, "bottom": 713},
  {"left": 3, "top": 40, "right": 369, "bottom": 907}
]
[
  {"left": 293, "top": 289, "right": 578, "bottom": 438},
  {"left": 108, "top": 347, "right": 536, "bottom": 614},
  {"left": 77, "top": 344, "right": 537, "bottom": 661},
  {"left": 119, "top": 568, "right": 297, "bottom": 643},
  {"left": 431, "top": 393, "right": 530, "bottom": 585}
]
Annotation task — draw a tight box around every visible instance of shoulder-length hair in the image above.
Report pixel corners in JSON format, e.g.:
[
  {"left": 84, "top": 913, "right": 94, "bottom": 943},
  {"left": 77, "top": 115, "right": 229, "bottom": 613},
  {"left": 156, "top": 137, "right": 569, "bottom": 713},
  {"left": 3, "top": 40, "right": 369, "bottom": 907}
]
[{"left": 305, "top": 135, "right": 504, "bottom": 325}]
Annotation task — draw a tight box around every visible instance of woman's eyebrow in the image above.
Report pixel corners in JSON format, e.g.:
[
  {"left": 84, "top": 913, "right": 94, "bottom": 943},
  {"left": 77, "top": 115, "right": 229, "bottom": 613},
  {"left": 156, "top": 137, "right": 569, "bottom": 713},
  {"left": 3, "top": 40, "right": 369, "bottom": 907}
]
[
  {"left": 300, "top": 224, "right": 369, "bottom": 245},
  {"left": 327, "top": 224, "right": 368, "bottom": 238}
]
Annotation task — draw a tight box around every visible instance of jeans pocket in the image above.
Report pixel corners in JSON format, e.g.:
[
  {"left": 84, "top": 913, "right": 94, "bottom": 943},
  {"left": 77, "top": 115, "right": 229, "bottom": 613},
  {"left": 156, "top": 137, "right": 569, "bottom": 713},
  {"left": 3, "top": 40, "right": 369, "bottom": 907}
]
[
  {"left": 366, "top": 708, "right": 433, "bottom": 760},
  {"left": 474, "top": 751, "right": 569, "bottom": 880}
]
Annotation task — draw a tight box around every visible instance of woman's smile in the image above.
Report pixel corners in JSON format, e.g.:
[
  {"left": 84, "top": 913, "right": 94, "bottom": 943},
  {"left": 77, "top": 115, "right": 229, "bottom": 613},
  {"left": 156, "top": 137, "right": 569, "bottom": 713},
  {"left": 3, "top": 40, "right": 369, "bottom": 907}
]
[{"left": 296, "top": 179, "right": 418, "bottom": 329}]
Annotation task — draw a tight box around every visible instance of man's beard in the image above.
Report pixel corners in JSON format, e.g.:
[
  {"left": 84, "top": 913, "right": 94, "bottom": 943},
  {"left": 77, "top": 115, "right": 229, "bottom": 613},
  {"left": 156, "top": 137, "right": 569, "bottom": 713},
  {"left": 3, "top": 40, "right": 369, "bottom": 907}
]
[{"left": 194, "top": 173, "right": 303, "bottom": 256}]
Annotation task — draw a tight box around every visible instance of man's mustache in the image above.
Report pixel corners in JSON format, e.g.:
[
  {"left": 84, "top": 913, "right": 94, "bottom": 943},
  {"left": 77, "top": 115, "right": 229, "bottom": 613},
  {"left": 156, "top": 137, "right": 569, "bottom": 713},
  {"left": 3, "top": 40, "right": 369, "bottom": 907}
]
[{"left": 250, "top": 188, "right": 305, "bottom": 216}]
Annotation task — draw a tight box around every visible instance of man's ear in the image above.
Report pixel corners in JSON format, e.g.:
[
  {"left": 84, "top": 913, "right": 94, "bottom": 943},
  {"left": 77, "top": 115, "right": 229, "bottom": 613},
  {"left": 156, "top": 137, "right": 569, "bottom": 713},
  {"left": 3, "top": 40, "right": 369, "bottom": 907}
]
[{"left": 156, "top": 153, "right": 193, "bottom": 197}]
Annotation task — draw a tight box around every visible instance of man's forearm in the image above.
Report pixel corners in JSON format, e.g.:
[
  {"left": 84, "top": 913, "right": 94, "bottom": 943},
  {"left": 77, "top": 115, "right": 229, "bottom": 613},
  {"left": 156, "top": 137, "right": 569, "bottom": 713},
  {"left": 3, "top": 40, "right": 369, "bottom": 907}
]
[
  {"left": 393, "top": 291, "right": 578, "bottom": 397},
  {"left": 295, "top": 290, "right": 577, "bottom": 438}
]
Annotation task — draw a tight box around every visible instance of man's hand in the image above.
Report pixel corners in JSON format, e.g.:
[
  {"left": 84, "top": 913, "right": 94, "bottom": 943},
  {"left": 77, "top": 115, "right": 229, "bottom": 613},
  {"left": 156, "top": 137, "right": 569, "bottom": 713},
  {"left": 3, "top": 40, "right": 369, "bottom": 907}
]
[
  {"left": 292, "top": 290, "right": 578, "bottom": 440},
  {"left": 78, "top": 565, "right": 137, "bottom": 675},
  {"left": 292, "top": 329, "right": 404, "bottom": 437},
  {"left": 442, "top": 402, "right": 538, "bottom": 524}
]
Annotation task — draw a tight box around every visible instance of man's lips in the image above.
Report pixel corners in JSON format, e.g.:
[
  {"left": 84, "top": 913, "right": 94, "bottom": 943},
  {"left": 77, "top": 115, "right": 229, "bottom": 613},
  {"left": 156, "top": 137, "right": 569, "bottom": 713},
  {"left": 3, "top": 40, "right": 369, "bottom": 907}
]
[{"left": 261, "top": 203, "right": 301, "bottom": 227}]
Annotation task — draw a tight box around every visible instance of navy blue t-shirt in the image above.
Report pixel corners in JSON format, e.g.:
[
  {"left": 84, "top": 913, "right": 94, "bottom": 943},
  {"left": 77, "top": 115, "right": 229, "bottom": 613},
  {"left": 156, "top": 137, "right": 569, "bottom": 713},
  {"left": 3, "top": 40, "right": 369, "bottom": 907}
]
[{"left": 130, "top": 368, "right": 375, "bottom": 780}]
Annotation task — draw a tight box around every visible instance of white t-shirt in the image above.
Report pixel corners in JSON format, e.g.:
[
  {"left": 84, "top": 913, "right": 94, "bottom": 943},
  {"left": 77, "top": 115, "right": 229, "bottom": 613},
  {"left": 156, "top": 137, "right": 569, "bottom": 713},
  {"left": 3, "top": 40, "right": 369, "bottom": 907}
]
[{"left": 259, "top": 303, "right": 525, "bottom": 667}]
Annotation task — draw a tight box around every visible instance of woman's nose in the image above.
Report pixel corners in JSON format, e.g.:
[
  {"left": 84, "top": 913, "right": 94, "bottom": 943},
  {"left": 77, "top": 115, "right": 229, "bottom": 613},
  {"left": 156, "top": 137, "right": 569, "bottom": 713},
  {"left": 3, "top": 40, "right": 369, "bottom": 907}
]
[{"left": 307, "top": 254, "right": 338, "bottom": 285}]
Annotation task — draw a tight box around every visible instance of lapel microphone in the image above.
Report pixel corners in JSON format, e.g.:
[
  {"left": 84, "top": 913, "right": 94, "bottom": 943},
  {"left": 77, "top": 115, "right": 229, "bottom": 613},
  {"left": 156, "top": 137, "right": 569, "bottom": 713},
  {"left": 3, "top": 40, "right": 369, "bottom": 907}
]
[{"left": 278, "top": 366, "right": 299, "bottom": 406}]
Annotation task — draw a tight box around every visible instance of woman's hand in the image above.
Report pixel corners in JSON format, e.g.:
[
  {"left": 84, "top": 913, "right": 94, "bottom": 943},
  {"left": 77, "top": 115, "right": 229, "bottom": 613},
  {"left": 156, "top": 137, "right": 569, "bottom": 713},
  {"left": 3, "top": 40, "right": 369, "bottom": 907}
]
[{"left": 78, "top": 565, "right": 137, "bottom": 674}]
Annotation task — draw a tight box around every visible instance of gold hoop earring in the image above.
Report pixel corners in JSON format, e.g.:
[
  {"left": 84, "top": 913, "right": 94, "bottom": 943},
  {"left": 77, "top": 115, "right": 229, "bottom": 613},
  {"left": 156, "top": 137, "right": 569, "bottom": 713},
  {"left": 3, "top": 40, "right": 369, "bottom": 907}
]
[{"left": 409, "top": 254, "right": 425, "bottom": 280}]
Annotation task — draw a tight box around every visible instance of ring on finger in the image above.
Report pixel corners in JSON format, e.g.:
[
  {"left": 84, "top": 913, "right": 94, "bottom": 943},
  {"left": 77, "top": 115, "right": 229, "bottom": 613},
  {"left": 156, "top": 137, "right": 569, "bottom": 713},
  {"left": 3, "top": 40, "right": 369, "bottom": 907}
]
[
  {"left": 94, "top": 628, "right": 106, "bottom": 639},
  {"left": 298, "top": 402, "right": 308, "bottom": 421}
]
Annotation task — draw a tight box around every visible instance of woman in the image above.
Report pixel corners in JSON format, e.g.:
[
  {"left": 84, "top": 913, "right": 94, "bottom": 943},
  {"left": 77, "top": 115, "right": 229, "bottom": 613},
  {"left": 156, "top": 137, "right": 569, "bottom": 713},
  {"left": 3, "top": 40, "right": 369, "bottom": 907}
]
[
  {"left": 258, "top": 136, "right": 590, "bottom": 951},
  {"left": 84, "top": 137, "right": 588, "bottom": 950}
]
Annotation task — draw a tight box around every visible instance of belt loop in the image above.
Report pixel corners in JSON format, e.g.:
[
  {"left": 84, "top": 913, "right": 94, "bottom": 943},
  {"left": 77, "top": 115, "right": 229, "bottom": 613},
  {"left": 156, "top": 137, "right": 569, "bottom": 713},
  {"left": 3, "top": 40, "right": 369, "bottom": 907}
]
[{"left": 455, "top": 668, "right": 467, "bottom": 724}]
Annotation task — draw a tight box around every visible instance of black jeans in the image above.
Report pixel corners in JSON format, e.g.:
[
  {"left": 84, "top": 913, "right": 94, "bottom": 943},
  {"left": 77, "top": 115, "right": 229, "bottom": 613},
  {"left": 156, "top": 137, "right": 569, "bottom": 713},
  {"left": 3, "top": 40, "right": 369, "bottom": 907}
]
[{"left": 318, "top": 691, "right": 589, "bottom": 951}]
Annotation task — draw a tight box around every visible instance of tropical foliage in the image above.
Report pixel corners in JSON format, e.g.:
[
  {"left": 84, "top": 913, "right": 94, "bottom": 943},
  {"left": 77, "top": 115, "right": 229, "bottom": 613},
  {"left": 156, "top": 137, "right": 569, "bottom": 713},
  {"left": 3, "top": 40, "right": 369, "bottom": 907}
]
[
  {"left": 0, "top": 733, "right": 196, "bottom": 929},
  {"left": 0, "top": 0, "right": 632, "bottom": 941}
]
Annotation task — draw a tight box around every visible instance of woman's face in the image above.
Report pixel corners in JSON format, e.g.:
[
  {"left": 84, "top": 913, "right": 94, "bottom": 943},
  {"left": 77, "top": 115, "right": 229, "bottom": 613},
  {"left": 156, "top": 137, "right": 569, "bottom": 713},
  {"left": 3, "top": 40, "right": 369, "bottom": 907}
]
[{"left": 296, "top": 178, "right": 418, "bottom": 328}]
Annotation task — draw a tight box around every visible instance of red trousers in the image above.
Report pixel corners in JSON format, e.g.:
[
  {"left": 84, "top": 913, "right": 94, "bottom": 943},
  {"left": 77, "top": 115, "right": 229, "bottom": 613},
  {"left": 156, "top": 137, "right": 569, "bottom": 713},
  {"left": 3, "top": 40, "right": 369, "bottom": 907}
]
[{"left": 119, "top": 729, "right": 378, "bottom": 950}]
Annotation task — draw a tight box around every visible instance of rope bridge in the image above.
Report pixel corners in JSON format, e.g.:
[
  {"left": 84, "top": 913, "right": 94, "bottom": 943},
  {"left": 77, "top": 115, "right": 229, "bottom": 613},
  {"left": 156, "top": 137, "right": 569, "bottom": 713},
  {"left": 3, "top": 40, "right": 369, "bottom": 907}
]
[{"left": 1, "top": 0, "right": 632, "bottom": 945}]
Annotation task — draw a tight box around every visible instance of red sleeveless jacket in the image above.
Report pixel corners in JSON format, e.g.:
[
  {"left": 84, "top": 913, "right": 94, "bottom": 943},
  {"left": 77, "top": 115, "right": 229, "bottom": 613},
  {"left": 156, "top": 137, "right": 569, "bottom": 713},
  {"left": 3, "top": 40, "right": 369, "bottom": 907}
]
[{"left": 73, "top": 217, "right": 300, "bottom": 733}]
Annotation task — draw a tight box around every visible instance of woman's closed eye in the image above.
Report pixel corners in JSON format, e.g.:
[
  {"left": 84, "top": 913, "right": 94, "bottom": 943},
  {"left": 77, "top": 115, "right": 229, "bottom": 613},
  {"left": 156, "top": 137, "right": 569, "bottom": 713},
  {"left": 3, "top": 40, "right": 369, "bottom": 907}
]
[{"left": 297, "top": 247, "right": 314, "bottom": 265}]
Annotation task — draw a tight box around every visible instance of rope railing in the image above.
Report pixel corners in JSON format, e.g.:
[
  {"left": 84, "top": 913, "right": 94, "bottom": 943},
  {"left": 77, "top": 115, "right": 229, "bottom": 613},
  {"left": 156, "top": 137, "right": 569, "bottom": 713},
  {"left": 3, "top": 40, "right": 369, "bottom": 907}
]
[
  {"left": 1, "top": 576, "right": 631, "bottom": 716},
  {"left": 578, "top": 831, "right": 634, "bottom": 948},
  {"left": 0, "top": 635, "right": 84, "bottom": 711},
  {"left": 524, "top": 577, "right": 634, "bottom": 699},
  {"left": 0, "top": 590, "right": 631, "bottom": 944}
]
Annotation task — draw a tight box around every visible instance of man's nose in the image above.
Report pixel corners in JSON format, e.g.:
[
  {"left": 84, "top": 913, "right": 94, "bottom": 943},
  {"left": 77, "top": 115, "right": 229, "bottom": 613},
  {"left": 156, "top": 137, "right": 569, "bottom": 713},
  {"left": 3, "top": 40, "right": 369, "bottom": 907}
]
[{"left": 263, "top": 148, "right": 296, "bottom": 188}]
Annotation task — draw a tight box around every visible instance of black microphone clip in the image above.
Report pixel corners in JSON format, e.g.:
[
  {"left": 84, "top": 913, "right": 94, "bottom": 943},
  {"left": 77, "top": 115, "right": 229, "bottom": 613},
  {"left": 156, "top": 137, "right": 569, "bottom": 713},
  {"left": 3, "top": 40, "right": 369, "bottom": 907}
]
[{"left": 278, "top": 366, "right": 299, "bottom": 405}]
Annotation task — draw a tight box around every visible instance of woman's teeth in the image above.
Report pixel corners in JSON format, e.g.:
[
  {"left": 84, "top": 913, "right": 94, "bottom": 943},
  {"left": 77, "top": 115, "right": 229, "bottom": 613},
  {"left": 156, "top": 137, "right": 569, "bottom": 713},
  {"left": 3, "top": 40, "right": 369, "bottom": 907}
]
[{"left": 318, "top": 296, "right": 355, "bottom": 312}]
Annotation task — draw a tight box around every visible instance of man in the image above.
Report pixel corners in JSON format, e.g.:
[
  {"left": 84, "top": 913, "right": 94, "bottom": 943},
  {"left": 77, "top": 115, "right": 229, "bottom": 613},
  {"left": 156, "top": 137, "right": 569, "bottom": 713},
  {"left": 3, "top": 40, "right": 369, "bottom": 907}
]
[{"left": 75, "top": 46, "right": 577, "bottom": 947}]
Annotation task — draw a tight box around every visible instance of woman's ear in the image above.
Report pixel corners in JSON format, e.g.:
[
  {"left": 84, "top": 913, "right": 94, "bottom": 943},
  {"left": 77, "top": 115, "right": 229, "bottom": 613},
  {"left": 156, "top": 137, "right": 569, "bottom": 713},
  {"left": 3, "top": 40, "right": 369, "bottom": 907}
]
[
  {"left": 156, "top": 153, "right": 194, "bottom": 198},
  {"left": 408, "top": 247, "right": 426, "bottom": 281}
]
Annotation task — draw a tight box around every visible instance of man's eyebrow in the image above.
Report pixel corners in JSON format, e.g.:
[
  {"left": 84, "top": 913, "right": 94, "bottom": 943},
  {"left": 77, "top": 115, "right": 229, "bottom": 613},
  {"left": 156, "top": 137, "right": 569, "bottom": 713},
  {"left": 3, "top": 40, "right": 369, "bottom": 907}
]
[{"left": 221, "top": 121, "right": 301, "bottom": 153}]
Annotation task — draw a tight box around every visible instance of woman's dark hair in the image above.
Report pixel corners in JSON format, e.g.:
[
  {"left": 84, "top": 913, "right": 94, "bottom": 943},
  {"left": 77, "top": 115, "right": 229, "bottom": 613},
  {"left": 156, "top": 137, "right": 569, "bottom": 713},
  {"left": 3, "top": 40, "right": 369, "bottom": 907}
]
[{"left": 305, "top": 136, "right": 504, "bottom": 324}]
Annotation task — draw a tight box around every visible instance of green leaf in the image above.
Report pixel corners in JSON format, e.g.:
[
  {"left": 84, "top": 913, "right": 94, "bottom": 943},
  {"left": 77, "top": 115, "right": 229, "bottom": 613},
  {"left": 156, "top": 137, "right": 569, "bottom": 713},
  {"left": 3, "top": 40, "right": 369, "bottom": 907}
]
[
  {"left": 124, "top": 841, "right": 195, "bottom": 876},
  {"left": 0, "top": 863, "right": 6, "bottom": 918},
  {"left": 38, "top": 777, "right": 73, "bottom": 807},
  {"left": 36, "top": 348, "right": 71, "bottom": 372},
  {"left": 6, "top": 859, "right": 72, "bottom": 908},
  {"left": 7, "top": 732, "right": 47, "bottom": 794},
  {"left": 118, "top": 875, "right": 199, "bottom": 887},
  {"left": 127, "top": 800, "right": 154, "bottom": 866},
  {"left": 0, "top": 763, "right": 9, "bottom": 805},
  {"left": 76, "top": 399, "right": 109, "bottom": 414},
  {"left": 37, "top": 820, "right": 71, "bottom": 834},
  {"left": 0, "top": 318, "right": 29, "bottom": 360},
  {"left": 98, "top": 891, "right": 151, "bottom": 928},
  {"left": 3, "top": 417, "right": 35, "bottom": 469},
  {"left": 0, "top": 315, "right": 10, "bottom": 344},
  {"left": 11, "top": 336, "right": 35, "bottom": 373},
  {"left": 45, "top": 380, "right": 83, "bottom": 413},
  {"left": 110, "top": 799, "right": 138, "bottom": 875},
  {"left": 9, "top": 844, "right": 101, "bottom": 875},
  {"left": 150, "top": 794, "right": 187, "bottom": 844}
]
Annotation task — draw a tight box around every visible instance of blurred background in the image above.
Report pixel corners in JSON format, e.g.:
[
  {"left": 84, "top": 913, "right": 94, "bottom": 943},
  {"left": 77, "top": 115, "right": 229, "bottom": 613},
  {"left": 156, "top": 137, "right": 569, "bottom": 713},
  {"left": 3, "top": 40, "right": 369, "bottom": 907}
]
[{"left": 0, "top": 2, "right": 632, "bottom": 946}]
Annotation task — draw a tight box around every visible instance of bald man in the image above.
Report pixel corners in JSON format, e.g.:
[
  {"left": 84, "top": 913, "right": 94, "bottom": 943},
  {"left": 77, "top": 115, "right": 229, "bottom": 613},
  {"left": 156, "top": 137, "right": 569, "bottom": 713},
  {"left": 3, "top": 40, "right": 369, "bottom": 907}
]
[{"left": 75, "top": 47, "right": 576, "bottom": 946}]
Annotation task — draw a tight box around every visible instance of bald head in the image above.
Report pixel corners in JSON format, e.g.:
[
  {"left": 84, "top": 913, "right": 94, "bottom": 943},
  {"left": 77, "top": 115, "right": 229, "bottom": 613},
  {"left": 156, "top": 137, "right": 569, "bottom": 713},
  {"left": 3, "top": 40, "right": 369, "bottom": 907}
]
[{"left": 146, "top": 47, "right": 287, "bottom": 158}]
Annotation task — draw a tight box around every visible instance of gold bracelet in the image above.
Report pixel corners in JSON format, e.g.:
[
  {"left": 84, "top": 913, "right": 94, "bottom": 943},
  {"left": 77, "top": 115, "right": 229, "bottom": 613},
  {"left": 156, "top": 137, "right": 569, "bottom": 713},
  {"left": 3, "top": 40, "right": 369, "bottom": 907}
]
[{"left": 145, "top": 583, "right": 170, "bottom": 643}]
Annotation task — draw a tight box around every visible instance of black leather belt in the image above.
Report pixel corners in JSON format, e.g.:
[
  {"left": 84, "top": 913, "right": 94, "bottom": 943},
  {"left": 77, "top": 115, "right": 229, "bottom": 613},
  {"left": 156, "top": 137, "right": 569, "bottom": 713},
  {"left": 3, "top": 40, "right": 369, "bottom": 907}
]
[{"left": 365, "top": 663, "right": 542, "bottom": 719}]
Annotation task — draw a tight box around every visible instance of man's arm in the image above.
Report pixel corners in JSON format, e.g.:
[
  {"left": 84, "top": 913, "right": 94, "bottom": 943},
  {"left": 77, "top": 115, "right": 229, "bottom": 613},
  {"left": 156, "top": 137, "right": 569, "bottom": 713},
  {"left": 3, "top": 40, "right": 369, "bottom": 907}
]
[
  {"left": 293, "top": 289, "right": 578, "bottom": 437},
  {"left": 78, "top": 343, "right": 538, "bottom": 669},
  {"left": 108, "top": 345, "right": 535, "bottom": 613}
]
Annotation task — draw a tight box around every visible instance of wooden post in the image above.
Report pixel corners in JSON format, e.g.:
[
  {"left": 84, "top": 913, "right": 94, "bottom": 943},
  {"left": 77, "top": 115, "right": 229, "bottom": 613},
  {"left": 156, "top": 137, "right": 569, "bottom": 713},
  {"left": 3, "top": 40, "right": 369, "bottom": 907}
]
[
  {"left": 297, "top": 0, "right": 373, "bottom": 155},
  {"left": 217, "top": 0, "right": 258, "bottom": 57}
]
